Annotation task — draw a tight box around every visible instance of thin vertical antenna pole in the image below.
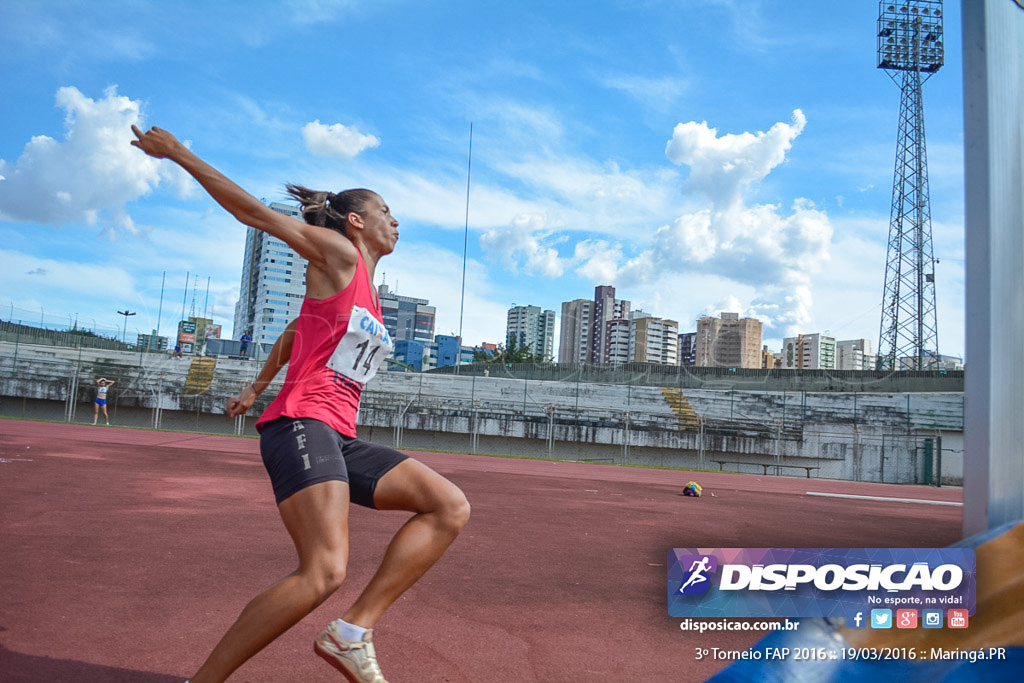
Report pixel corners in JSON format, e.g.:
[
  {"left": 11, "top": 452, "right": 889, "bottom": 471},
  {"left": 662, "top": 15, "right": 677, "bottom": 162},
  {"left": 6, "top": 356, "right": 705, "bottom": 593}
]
[
  {"left": 157, "top": 271, "right": 165, "bottom": 338},
  {"left": 457, "top": 123, "right": 473, "bottom": 374},
  {"left": 181, "top": 272, "right": 189, "bottom": 321},
  {"left": 204, "top": 277, "right": 211, "bottom": 319}
]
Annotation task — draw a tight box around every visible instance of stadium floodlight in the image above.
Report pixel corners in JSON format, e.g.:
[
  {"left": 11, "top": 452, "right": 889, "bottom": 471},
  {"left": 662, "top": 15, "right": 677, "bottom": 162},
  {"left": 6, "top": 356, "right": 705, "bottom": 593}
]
[
  {"left": 875, "top": 0, "right": 943, "bottom": 371},
  {"left": 117, "top": 309, "right": 136, "bottom": 343},
  {"left": 877, "top": 1, "right": 944, "bottom": 73}
]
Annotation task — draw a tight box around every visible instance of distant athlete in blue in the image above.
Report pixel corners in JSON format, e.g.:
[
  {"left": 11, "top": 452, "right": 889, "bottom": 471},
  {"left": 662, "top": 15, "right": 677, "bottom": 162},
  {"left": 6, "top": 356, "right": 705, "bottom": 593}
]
[{"left": 92, "top": 377, "right": 114, "bottom": 425}]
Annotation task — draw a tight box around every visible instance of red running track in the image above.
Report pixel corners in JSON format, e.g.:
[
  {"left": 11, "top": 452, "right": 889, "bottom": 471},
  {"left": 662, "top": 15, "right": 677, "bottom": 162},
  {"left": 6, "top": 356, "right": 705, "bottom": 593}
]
[{"left": 0, "top": 419, "right": 963, "bottom": 682}]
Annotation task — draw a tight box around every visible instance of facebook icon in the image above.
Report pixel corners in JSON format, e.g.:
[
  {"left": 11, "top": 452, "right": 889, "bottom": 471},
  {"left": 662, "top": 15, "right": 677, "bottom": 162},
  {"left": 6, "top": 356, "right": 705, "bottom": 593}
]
[{"left": 846, "top": 610, "right": 866, "bottom": 628}]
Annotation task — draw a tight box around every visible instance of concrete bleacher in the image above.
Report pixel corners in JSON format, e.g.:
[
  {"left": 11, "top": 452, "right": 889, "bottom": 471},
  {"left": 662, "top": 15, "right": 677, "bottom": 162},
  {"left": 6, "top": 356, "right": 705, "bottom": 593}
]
[{"left": 0, "top": 341, "right": 964, "bottom": 485}]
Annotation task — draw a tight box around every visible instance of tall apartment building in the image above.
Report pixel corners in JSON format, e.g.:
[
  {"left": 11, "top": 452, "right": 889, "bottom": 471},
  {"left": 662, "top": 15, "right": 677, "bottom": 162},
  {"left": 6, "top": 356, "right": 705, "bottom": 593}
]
[
  {"left": 558, "top": 299, "right": 592, "bottom": 364},
  {"left": 233, "top": 202, "right": 307, "bottom": 348},
  {"left": 781, "top": 333, "right": 837, "bottom": 370},
  {"left": 677, "top": 332, "right": 697, "bottom": 366},
  {"left": 590, "top": 285, "right": 630, "bottom": 363},
  {"left": 836, "top": 339, "right": 873, "bottom": 370},
  {"left": 377, "top": 284, "right": 435, "bottom": 343},
  {"left": 604, "top": 318, "right": 631, "bottom": 364},
  {"left": 695, "top": 312, "right": 763, "bottom": 368},
  {"left": 506, "top": 305, "right": 555, "bottom": 360},
  {"left": 629, "top": 311, "right": 679, "bottom": 364}
]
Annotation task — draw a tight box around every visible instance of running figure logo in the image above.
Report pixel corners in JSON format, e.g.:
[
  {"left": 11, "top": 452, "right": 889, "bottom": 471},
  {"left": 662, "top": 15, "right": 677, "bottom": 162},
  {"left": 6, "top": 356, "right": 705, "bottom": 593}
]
[{"left": 677, "top": 555, "right": 718, "bottom": 595}]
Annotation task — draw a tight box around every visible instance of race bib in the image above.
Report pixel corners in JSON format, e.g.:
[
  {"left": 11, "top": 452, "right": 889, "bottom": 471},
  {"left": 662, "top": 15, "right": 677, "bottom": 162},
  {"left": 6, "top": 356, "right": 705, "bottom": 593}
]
[{"left": 326, "top": 306, "right": 394, "bottom": 383}]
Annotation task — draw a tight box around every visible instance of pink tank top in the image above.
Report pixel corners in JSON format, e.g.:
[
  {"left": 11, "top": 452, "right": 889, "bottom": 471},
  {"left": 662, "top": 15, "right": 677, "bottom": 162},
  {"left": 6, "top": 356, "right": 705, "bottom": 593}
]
[{"left": 256, "top": 252, "right": 393, "bottom": 437}]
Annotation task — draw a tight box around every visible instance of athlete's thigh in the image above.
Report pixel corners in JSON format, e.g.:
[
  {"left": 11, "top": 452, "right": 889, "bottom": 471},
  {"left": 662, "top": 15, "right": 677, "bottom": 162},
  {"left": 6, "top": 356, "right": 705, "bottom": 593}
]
[
  {"left": 261, "top": 417, "right": 353, "bottom": 562},
  {"left": 339, "top": 438, "right": 408, "bottom": 508},
  {"left": 371, "top": 458, "right": 465, "bottom": 514},
  {"left": 278, "top": 479, "right": 351, "bottom": 564}
]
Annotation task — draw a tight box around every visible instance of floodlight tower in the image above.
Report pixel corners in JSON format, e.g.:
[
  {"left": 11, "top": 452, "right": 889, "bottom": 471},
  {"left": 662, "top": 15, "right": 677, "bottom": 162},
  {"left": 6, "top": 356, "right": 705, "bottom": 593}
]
[{"left": 875, "top": 1, "right": 943, "bottom": 370}]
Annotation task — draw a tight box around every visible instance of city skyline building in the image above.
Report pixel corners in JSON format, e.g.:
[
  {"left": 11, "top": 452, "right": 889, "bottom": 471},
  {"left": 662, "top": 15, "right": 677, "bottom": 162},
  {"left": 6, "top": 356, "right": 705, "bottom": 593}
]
[
  {"left": 137, "top": 331, "right": 169, "bottom": 352},
  {"left": 378, "top": 283, "right": 435, "bottom": 344},
  {"left": 232, "top": 202, "right": 307, "bottom": 349},
  {"left": 695, "top": 312, "right": 763, "bottom": 369},
  {"left": 781, "top": 332, "right": 837, "bottom": 370},
  {"left": 629, "top": 311, "right": 679, "bottom": 365},
  {"left": 836, "top": 338, "right": 874, "bottom": 370},
  {"left": 678, "top": 332, "right": 697, "bottom": 366},
  {"left": 390, "top": 333, "right": 479, "bottom": 371},
  {"left": 590, "top": 285, "right": 630, "bottom": 364},
  {"left": 558, "top": 299, "right": 592, "bottom": 364},
  {"left": 393, "top": 339, "right": 428, "bottom": 371},
  {"left": 506, "top": 304, "right": 555, "bottom": 360},
  {"left": 604, "top": 317, "right": 631, "bottom": 364}
]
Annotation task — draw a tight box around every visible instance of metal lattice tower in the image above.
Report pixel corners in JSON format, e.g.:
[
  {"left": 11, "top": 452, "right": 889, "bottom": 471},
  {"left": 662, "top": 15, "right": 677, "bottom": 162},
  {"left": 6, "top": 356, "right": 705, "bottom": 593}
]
[{"left": 876, "top": 1, "right": 944, "bottom": 370}]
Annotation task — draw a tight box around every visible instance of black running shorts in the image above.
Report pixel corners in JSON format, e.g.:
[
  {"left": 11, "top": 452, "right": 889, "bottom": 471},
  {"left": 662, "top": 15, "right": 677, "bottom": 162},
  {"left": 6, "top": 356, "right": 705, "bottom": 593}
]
[{"left": 259, "top": 416, "right": 408, "bottom": 507}]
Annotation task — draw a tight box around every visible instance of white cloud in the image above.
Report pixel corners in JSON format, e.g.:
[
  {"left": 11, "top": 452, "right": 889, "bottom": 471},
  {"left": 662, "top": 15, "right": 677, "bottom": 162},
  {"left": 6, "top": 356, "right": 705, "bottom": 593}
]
[
  {"left": 478, "top": 100, "right": 565, "bottom": 146},
  {"left": 0, "top": 248, "right": 136, "bottom": 303},
  {"left": 0, "top": 86, "right": 191, "bottom": 235},
  {"left": 375, "top": 243, "right": 508, "bottom": 347},
  {"left": 472, "top": 111, "right": 833, "bottom": 339},
  {"left": 479, "top": 213, "right": 566, "bottom": 277},
  {"left": 473, "top": 157, "right": 679, "bottom": 274},
  {"left": 572, "top": 239, "right": 624, "bottom": 283},
  {"left": 302, "top": 119, "right": 380, "bottom": 160},
  {"left": 494, "top": 156, "right": 655, "bottom": 212},
  {"left": 454, "top": 106, "right": 836, "bottom": 341},
  {"left": 368, "top": 168, "right": 539, "bottom": 231},
  {"left": 602, "top": 74, "right": 689, "bottom": 112},
  {"left": 665, "top": 109, "right": 807, "bottom": 207},
  {"left": 614, "top": 111, "right": 831, "bottom": 338}
]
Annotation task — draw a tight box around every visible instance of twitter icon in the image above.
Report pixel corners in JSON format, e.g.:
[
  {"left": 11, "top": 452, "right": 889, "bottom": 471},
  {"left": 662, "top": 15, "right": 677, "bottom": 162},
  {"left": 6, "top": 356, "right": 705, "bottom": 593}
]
[{"left": 870, "top": 609, "right": 893, "bottom": 629}]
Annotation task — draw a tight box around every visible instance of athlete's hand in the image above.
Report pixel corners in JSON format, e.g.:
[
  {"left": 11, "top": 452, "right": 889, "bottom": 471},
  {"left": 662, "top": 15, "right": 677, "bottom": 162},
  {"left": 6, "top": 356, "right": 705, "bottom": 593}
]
[
  {"left": 130, "top": 125, "right": 183, "bottom": 159},
  {"left": 227, "top": 384, "right": 258, "bottom": 418}
]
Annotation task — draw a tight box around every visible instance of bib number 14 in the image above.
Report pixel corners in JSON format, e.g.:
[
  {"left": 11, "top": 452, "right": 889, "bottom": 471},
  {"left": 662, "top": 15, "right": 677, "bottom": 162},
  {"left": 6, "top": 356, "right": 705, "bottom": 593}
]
[
  {"left": 326, "top": 306, "right": 394, "bottom": 383},
  {"left": 352, "top": 339, "right": 380, "bottom": 374}
]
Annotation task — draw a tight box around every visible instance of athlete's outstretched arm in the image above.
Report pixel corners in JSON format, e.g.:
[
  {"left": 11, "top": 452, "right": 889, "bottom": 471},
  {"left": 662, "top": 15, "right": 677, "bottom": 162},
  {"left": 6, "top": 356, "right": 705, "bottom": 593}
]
[
  {"left": 130, "top": 125, "right": 330, "bottom": 269},
  {"left": 227, "top": 319, "right": 297, "bottom": 418}
]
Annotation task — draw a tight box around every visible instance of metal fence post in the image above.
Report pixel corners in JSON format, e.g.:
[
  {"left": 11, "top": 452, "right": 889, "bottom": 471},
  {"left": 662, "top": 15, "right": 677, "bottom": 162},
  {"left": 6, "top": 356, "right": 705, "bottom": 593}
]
[
  {"left": 623, "top": 410, "right": 630, "bottom": 462},
  {"left": 547, "top": 404, "right": 555, "bottom": 456},
  {"left": 698, "top": 417, "right": 705, "bottom": 470},
  {"left": 471, "top": 400, "right": 479, "bottom": 454}
]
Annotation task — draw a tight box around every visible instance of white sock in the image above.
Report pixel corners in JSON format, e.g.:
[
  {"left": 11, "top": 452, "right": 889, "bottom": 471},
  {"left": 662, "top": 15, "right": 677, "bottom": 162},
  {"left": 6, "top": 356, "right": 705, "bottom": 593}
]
[{"left": 335, "top": 618, "right": 368, "bottom": 641}]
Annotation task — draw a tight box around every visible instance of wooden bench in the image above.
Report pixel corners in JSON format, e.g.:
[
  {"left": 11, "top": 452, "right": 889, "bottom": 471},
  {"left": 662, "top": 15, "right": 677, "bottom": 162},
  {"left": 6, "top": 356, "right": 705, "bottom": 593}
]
[{"left": 712, "top": 460, "right": 820, "bottom": 478}]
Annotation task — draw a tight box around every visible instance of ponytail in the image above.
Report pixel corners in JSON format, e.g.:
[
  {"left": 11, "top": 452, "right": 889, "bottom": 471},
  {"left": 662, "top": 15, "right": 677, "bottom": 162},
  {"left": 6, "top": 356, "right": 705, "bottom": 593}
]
[{"left": 284, "top": 184, "right": 377, "bottom": 236}]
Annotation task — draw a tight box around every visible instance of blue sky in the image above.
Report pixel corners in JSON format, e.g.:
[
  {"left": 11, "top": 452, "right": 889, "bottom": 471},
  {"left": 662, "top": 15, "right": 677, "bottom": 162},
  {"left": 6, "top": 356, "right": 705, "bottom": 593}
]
[{"left": 0, "top": 0, "right": 965, "bottom": 360}]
